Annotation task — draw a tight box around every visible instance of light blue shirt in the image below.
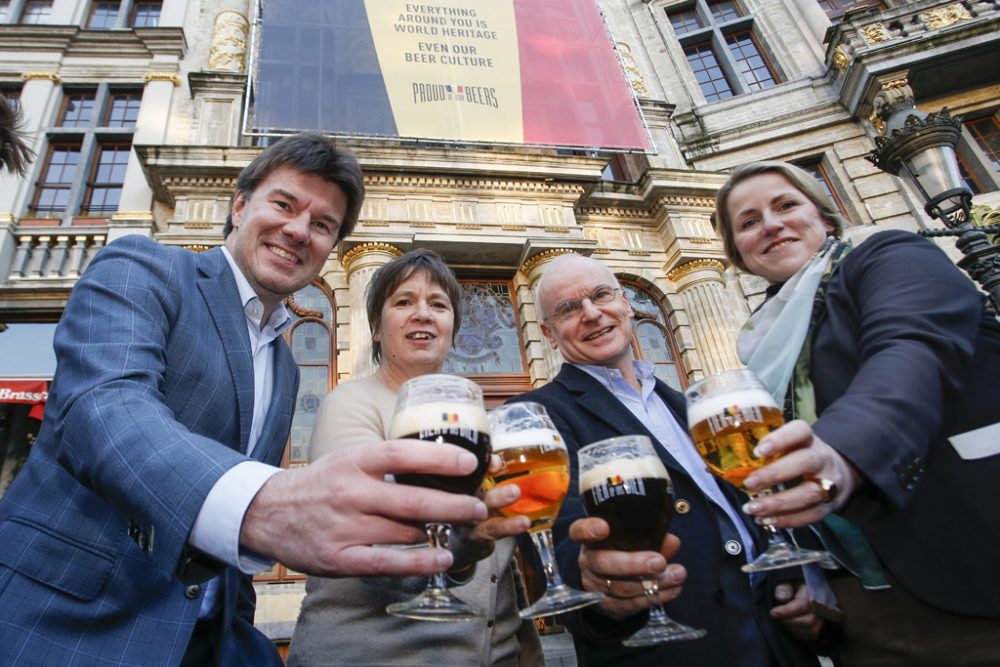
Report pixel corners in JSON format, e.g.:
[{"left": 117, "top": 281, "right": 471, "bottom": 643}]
[
  {"left": 189, "top": 247, "right": 292, "bottom": 617},
  {"left": 575, "top": 360, "right": 757, "bottom": 563}
]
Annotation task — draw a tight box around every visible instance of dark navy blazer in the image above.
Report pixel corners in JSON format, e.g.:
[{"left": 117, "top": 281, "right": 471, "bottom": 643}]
[
  {"left": 808, "top": 230, "right": 1000, "bottom": 617},
  {"left": 514, "top": 365, "right": 819, "bottom": 666},
  {"left": 0, "top": 236, "right": 296, "bottom": 666}
]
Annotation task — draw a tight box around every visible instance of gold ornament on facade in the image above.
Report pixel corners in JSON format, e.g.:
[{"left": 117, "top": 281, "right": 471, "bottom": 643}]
[
  {"left": 920, "top": 4, "right": 971, "bottom": 30},
  {"left": 340, "top": 242, "right": 403, "bottom": 269},
  {"left": 183, "top": 244, "right": 211, "bottom": 253},
  {"left": 859, "top": 23, "right": 892, "bottom": 44},
  {"left": 869, "top": 77, "right": 913, "bottom": 137},
  {"left": 615, "top": 41, "right": 649, "bottom": 97},
  {"left": 520, "top": 248, "right": 577, "bottom": 275},
  {"left": 285, "top": 293, "right": 324, "bottom": 319},
  {"left": 143, "top": 72, "right": 181, "bottom": 86},
  {"left": 208, "top": 10, "right": 249, "bottom": 73},
  {"left": 666, "top": 258, "right": 725, "bottom": 282},
  {"left": 21, "top": 72, "right": 61, "bottom": 83},
  {"left": 971, "top": 204, "right": 999, "bottom": 229},
  {"left": 832, "top": 45, "right": 850, "bottom": 72},
  {"left": 111, "top": 210, "right": 155, "bottom": 220}
]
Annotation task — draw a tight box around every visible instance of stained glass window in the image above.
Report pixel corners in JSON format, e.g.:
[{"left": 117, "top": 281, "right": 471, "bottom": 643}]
[
  {"left": 621, "top": 282, "right": 685, "bottom": 390},
  {"left": 443, "top": 281, "right": 525, "bottom": 375}
]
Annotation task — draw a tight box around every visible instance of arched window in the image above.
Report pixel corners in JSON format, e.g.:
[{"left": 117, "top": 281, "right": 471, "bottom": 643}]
[
  {"left": 256, "top": 281, "right": 336, "bottom": 584},
  {"left": 620, "top": 281, "right": 685, "bottom": 390},
  {"left": 442, "top": 280, "right": 531, "bottom": 405}
]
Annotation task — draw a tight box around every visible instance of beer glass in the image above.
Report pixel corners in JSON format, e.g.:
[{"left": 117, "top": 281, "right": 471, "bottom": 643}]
[
  {"left": 578, "top": 435, "right": 706, "bottom": 646},
  {"left": 488, "top": 402, "right": 604, "bottom": 619},
  {"left": 684, "top": 368, "right": 828, "bottom": 572},
  {"left": 385, "top": 374, "right": 492, "bottom": 621}
]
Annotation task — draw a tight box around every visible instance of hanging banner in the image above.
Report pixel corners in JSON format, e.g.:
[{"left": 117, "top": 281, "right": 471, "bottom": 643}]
[
  {"left": 252, "top": 0, "right": 651, "bottom": 150},
  {"left": 0, "top": 380, "right": 47, "bottom": 420}
]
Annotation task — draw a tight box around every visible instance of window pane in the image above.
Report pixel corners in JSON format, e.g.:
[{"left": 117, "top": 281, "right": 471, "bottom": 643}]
[
  {"left": 797, "top": 162, "right": 845, "bottom": 213},
  {"left": 726, "top": 31, "right": 777, "bottom": 91},
  {"left": 105, "top": 91, "right": 141, "bottom": 128},
  {"left": 87, "top": 1, "right": 119, "bottom": 28},
  {"left": 966, "top": 116, "right": 1000, "bottom": 173},
  {"left": 708, "top": 0, "right": 742, "bottom": 22},
  {"left": 84, "top": 144, "right": 129, "bottom": 215},
  {"left": 443, "top": 282, "right": 524, "bottom": 375},
  {"left": 0, "top": 0, "right": 10, "bottom": 21},
  {"left": 131, "top": 0, "right": 161, "bottom": 27},
  {"left": 289, "top": 284, "right": 333, "bottom": 324},
  {"left": 0, "top": 323, "right": 57, "bottom": 375},
  {"left": 668, "top": 8, "right": 703, "bottom": 35},
  {"left": 636, "top": 322, "right": 682, "bottom": 390},
  {"left": 32, "top": 145, "right": 80, "bottom": 215},
  {"left": 289, "top": 365, "right": 327, "bottom": 462},
  {"left": 621, "top": 284, "right": 666, "bottom": 324},
  {"left": 684, "top": 43, "right": 733, "bottom": 102},
  {"left": 20, "top": 0, "right": 51, "bottom": 24},
  {"left": 60, "top": 91, "right": 96, "bottom": 127},
  {"left": 290, "top": 321, "right": 330, "bottom": 364}
]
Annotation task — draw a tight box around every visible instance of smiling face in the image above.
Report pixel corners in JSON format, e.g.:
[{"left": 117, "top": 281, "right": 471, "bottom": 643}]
[
  {"left": 225, "top": 165, "right": 346, "bottom": 317},
  {"left": 727, "top": 172, "right": 836, "bottom": 284},
  {"left": 375, "top": 269, "right": 455, "bottom": 385},
  {"left": 538, "top": 255, "right": 635, "bottom": 373}
]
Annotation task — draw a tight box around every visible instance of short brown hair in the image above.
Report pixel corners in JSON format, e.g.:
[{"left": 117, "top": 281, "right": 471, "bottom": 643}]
[
  {"left": 714, "top": 161, "right": 847, "bottom": 272},
  {"left": 366, "top": 248, "right": 463, "bottom": 365},
  {"left": 224, "top": 132, "right": 364, "bottom": 244}
]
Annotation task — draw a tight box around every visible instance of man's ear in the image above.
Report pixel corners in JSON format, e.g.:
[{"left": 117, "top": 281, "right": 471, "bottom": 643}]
[
  {"left": 230, "top": 191, "right": 247, "bottom": 230},
  {"left": 540, "top": 321, "right": 558, "bottom": 349}
]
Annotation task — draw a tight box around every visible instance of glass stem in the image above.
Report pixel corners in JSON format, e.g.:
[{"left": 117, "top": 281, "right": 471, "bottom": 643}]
[
  {"left": 529, "top": 528, "right": 565, "bottom": 589},
  {"left": 751, "top": 488, "right": 789, "bottom": 544},
  {"left": 641, "top": 578, "right": 668, "bottom": 624},
  {"left": 426, "top": 522, "right": 451, "bottom": 591}
]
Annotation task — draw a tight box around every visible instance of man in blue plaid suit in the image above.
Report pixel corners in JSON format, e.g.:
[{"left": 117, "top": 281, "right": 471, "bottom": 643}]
[{"left": 0, "top": 134, "right": 490, "bottom": 666}]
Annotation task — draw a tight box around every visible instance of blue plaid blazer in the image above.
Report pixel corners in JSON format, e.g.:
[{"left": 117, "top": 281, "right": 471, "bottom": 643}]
[{"left": 0, "top": 236, "right": 296, "bottom": 666}]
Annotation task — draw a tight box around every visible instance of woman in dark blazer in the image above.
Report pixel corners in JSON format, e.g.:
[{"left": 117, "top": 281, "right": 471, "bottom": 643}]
[{"left": 714, "top": 161, "right": 1000, "bottom": 666}]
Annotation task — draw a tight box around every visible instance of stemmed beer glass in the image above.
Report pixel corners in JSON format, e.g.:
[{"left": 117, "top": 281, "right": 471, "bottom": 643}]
[
  {"left": 684, "top": 368, "right": 828, "bottom": 572},
  {"left": 488, "top": 402, "right": 604, "bottom": 618},
  {"left": 577, "top": 435, "right": 707, "bottom": 646},
  {"left": 385, "top": 374, "right": 492, "bottom": 621}
]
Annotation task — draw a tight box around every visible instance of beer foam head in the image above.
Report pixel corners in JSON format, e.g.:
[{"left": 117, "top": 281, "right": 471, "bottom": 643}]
[
  {"left": 579, "top": 455, "right": 668, "bottom": 491},
  {"left": 389, "top": 401, "right": 490, "bottom": 439},
  {"left": 492, "top": 427, "right": 566, "bottom": 452},
  {"left": 686, "top": 387, "right": 777, "bottom": 426}
]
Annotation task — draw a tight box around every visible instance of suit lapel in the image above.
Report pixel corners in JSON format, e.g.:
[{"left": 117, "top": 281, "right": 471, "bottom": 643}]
[
  {"left": 555, "top": 365, "right": 690, "bottom": 480},
  {"left": 197, "top": 248, "right": 254, "bottom": 454}
]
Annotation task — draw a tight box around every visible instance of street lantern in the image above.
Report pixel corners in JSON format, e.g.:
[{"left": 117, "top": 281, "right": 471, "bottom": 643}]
[{"left": 867, "top": 92, "right": 1000, "bottom": 313}]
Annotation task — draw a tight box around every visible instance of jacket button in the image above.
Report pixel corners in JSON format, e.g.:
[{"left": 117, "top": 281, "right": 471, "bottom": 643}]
[
  {"left": 724, "top": 539, "right": 743, "bottom": 556},
  {"left": 674, "top": 499, "right": 691, "bottom": 514},
  {"left": 185, "top": 585, "right": 202, "bottom": 599}
]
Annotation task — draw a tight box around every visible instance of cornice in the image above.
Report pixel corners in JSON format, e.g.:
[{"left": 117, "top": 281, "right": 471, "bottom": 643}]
[
  {"left": 364, "top": 174, "right": 586, "bottom": 196},
  {"left": 667, "top": 259, "right": 726, "bottom": 282},
  {"left": 341, "top": 242, "right": 403, "bottom": 269},
  {"left": 520, "top": 248, "right": 577, "bottom": 274},
  {"left": 0, "top": 25, "right": 185, "bottom": 59}
]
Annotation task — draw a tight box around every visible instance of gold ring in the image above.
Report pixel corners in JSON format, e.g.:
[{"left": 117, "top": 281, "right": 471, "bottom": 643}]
[
  {"left": 605, "top": 578, "right": 613, "bottom": 595},
  {"left": 816, "top": 477, "right": 837, "bottom": 504}
]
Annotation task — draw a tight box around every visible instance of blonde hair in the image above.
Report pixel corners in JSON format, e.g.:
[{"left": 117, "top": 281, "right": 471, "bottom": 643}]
[{"left": 714, "top": 161, "right": 848, "bottom": 272}]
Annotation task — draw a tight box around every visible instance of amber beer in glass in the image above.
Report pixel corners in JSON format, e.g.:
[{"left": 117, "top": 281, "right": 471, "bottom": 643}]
[
  {"left": 386, "top": 374, "right": 491, "bottom": 621},
  {"left": 489, "top": 402, "right": 603, "bottom": 618},
  {"left": 578, "top": 435, "right": 706, "bottom": 646},
  {"left": 685, "top": 368, "right": 828, "bottom": 572}
]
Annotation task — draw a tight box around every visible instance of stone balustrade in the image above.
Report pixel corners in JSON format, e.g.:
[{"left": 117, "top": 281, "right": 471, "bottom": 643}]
[{"left": 4, "top": 228, "right": 107, "bottom": 284}]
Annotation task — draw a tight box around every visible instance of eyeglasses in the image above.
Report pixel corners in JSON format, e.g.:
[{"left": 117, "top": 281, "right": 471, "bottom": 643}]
[{"left": 545, "top": 286, "right": 623, "bottom": 323}]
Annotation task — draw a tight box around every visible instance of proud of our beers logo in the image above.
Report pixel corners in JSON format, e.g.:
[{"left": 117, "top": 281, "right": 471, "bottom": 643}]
[{"left": 592, "top": 475, "right": 646, "bottom": 504}]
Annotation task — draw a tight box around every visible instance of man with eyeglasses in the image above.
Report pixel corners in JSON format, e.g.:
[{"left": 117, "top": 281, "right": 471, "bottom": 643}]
[{"left": 510, "top": 253, "right": 822, "bottom": 667}]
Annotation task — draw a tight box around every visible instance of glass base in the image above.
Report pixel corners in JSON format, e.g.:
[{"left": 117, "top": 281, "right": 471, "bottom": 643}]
[
  {"left": 519, "top": 585, "right": 605, "bottom": 619},
  {"left": 386, "top": 588, "right": 484, "bottom": 622},
  {"left": 742, "top": 543, "right": 827, "bottom": 573},
  {"left": 622, "top": 620, "right": 707, "bottom": 647}
]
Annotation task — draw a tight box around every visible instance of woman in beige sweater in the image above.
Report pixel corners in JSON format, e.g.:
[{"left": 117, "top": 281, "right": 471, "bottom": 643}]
[{"left": 287, "top": 248, "right": 543, "bottom": 666}]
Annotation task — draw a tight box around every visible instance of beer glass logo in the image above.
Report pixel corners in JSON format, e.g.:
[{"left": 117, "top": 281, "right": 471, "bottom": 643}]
[{"left": 592, "top": 474, "right": 647, "bottom": 503}]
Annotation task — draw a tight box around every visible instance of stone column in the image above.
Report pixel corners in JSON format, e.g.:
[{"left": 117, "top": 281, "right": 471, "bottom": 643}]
[
  {"left": 0, "top": 73, "right": 60, "bottom": 216},
  {"left": 110, "top": 72, "right": 180, "bottom": 236},
  {"left": 341, "top": 243, "right": 403, "bottom": 378},
  {"left": 519, "top": 249, "right": 578, "bottom": 382},
  {"left": 667, "top": 259, "right": 746, "bottom": 376}
]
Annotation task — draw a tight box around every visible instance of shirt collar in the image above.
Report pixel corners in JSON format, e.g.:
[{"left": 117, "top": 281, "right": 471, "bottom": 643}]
[
  {"left": 574, "top": 360, "right": 656, "bottom": 392},
  {"left": 221, "top": 246, "right": 292, "bottom": 334}
]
